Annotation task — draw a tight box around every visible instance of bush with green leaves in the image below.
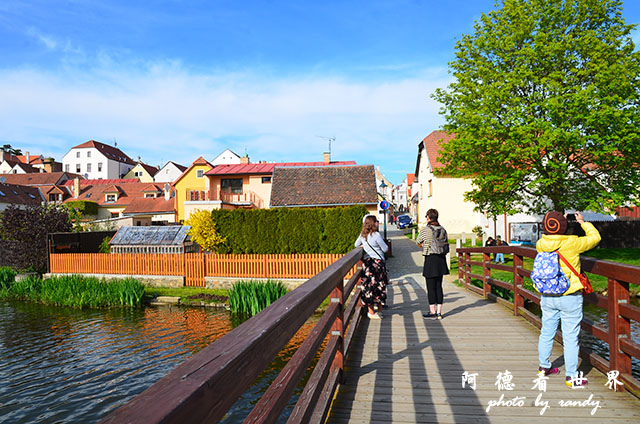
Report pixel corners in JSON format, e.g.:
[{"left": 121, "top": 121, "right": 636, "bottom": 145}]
[
  {"left": 211, "top": 205, "right": 367, "bottom": 254},
  {"left": 228, "top": 280, "right": 287, "bottom": 316}
]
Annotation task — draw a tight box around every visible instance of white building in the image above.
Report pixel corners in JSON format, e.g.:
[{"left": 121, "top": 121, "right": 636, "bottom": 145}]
[
  {"left": 154, "top": 161, "right": 187, "bottom": 183},
  {"left": 211, "top": 149, "right": 242, "bottom": 166},
  {"left": 62, "top": 140, "right": 135, "bottom": 180}
]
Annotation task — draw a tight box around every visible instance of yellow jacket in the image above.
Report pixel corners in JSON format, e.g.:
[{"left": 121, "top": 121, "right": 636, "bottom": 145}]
[{"left": 535, "top": 222, "right": 601, "bottom": 295}]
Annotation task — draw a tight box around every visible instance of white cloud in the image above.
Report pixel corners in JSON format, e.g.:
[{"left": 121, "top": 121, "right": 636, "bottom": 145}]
[{"left": 0, "top": 61, "right": 451, "bottom": 182}]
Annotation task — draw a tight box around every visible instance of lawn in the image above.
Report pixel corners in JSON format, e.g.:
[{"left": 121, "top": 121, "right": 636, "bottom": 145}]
[
  {"left": 144, "top": 286, "right": 229, "bottom": 306},
  {"left": 450, "top": 247, "right": 640, "bottom": 296}
]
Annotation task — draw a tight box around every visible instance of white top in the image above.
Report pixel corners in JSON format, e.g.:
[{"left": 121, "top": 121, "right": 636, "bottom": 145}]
[{"left": 355, "top": 231, "right": 388, "bottom": 261}]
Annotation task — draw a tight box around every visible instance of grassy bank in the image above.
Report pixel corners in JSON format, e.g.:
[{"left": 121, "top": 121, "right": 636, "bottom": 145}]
[
  {"left": 450, "top": 247, "right": 640, "bottom": 296},
  {"left": 144, "top": 286, "right": 229, "bottom": 306},
  {"left": 0, "top": 274, "right": 145, "bottom": 308}
]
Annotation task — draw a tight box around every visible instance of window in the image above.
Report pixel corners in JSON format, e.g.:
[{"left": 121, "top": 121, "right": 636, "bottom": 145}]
[
  {"left": 64, "top": 164, "right": 69, "bottom": 172},
  {"left": 76, "top": 151, "right": 80, "bottom": 158},
  {"left": 0, "top": 190, "right": 4, "bottom": 196},
  {"left": 144, "top": 193, "right": 155, "bottom": 198},
  {"left": 196, "top": 169, "right": 204, "bottom": 178},
  {"left": 111, "top": 212, "right": 119, "bottom": 218},
  {"left": 76, "top": 164, "right": 81, "bottom": 173},
  {"left": 262, "top": 176, "right": 271, "bottom": 183},
  {"left": 87, "top": 163, "right": 92, "bottom": 172},
  {"left": 134, "top": 171, "right": 142, "bottom": 177},
  {"left": 49, "top": 193, "right": 60, "bottom": 202},
  {"left": 98, "top": 162, "right": 103, "bottom": 172},
  {"left": 221, "top": 178, "right": 243, "bottom": 194},
  {"left": 106, "top": 194, "right": 116, "bottom": 202},
  {"left": 428, "top": 180, "right": 433, "bottom": 197},
  {"left": 87, "top": 151, "right": 91, "bottom": 158},
  {"left": 188, "top": 190, "right": 206, "bottom": 201}
]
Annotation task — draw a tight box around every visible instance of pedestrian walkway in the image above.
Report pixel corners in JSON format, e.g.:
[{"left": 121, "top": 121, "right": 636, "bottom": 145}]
[{"left": 327, "top": 226, "right": 640, "bottom": 423}]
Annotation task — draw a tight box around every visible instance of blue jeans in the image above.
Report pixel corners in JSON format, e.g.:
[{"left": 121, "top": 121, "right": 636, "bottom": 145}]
[
  {"left": 495, "top": 253, "right": 504, "bottom": 263},
  {"left": 538, "top": 293, "right": 583, "bottom": 377}
]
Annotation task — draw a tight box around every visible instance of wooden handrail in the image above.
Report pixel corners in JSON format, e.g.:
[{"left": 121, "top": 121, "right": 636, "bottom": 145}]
[
  {"left": 457, "top": 246, "right": 640, "bottom": 398},
  {"left": 101, "top": 248, "right": 364, "bottom": 424}
]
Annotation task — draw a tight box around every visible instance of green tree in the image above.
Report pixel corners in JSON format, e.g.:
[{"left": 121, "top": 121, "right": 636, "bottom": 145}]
[
  {"left": 1, "top": 144, "right": 22, "bottom": 156},
  {"left": 433, "top": 0, "right": 640, "bottom": 215}
]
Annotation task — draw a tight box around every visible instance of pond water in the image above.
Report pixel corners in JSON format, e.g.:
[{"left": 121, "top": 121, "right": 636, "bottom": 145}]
[{"left": 0, "top": 302, "right": 320, "bottom": 423}]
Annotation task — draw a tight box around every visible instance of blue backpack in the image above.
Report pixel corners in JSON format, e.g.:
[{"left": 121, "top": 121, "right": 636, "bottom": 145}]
[{"left": 531, "top": 251, "right": 570, "bottom": 294}]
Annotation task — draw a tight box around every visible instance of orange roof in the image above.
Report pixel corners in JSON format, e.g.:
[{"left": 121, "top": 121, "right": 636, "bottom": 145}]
[
  {"left": 407, "top": 173, "right": 415, "bottom": 185},
  {"left": 64, "top": 181, "right": 166, "bottom": 207},
  {"left": 0, "top": 172, "right": 81, "bottom": 186},
  {"left": 421, "top": 131, "right": 457, "bottom": 171},
  {"left": 63, "top": 178, "right": 137, "bottom": 186},
  {"left": 123, "top": 197, "right": 175, "bottom": 215}
]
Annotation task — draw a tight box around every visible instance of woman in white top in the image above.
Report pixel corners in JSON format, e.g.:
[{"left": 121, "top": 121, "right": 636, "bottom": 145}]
[{"left": 354, "top": 215, "right": 389, "bottom": 319}]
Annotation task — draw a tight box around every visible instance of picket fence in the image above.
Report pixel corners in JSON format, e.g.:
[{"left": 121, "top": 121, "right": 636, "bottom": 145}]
[{"left": 49, "top": 253, "right": 356, "bottom": 287}]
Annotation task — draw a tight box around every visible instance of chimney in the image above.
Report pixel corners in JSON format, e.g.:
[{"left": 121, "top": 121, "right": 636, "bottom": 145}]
[
  {"left": 73, "top": 177, "right": 80, "bottom": 198},
  {"left": 240, "top": 155, "right": 250, "bottom": 164},
  {"left": 26, "top": 151, "right": 30, "bottom": 163},
  {"left": 43, "top": 158, "right": 54, "bottom": 173},
  {"left": 164, "top": 183, "right": 171, "bottom": 201},
  {"left": 323, "top": 152, "right": 330, "bottom": 164}
]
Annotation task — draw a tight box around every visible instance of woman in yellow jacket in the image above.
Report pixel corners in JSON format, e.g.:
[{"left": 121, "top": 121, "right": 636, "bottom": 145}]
[{"left": 536, "top": 211, "right": 601, "bottom": 388}]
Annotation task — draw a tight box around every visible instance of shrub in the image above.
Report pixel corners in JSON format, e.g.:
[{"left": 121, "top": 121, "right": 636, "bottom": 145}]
[
  {"left": 98, "top": 236, "right": 111, "bottom": 254},
  {"left": 185, "top": 209, "right": 226, "bottom": 252},
  {"left": 211, "top": 205, "right": 367, "bottom": 254},
  {"left": 228, "top": 280, "right": 287, "bottom": 316}
]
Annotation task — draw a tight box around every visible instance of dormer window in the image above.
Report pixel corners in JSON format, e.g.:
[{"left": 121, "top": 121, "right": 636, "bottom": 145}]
[
  {"left": 144, "top": 193, "right": 156, "bottom": 198},
  {"left": 106, "top": 194, "right": 117, "bottom": 202}
]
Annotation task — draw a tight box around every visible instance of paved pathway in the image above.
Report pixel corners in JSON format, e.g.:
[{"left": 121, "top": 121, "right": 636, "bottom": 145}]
[{"left": 327, "top": 226, "right": 640, "bottom": 423}]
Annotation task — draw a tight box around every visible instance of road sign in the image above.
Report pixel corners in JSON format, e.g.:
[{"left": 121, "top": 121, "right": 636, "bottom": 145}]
[{"left": 380, "top": 200, "right": 389, "bottom": 210}]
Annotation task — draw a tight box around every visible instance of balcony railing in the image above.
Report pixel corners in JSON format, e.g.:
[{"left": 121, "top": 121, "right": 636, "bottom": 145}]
[{"left": 185, "top": 189, "right": 265, "bottom": 208}]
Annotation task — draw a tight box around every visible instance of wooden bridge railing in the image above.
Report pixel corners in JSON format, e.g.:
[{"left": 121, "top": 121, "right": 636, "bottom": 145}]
[
  {"left": 457, "top": 245, "right": 640, "bottom": 398},
  {"left": 101, "top": 248, "right": 364, "bottom": 424}
]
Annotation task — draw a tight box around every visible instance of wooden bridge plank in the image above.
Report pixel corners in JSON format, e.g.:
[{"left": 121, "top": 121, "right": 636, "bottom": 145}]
[{"left": 326, "top": 230, "right": 640, "bottom": 423}]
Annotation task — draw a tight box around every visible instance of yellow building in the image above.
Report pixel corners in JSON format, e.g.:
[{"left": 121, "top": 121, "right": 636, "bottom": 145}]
[
  {"left": 172, "top": 157, "right": 213, "bottom": 222},
  {"left": 123, "top": 162, "right": 159, "bottom": 183}
]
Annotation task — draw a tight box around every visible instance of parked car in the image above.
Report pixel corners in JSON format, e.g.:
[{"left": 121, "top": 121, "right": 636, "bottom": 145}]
[{"left": 396, "top": 214, "right": 413, "bottom": 229}]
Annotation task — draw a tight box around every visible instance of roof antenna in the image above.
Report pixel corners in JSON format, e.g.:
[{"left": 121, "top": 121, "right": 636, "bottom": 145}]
[
  {"left": 113, "top": 137, "right": 117, "bottom": 147},
  {"left": 317, "top": 136, "right": 335, "bottom": 155}
]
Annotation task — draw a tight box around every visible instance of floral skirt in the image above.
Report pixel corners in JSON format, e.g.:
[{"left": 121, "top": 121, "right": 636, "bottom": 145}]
[{"left": 361, "top": 258, "right": 388, "bottom": 307}]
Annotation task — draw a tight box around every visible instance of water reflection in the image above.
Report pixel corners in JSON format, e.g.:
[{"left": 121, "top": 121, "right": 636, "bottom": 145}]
[{"left": 0, "top": 301, "right": 318, "bottom": 424}]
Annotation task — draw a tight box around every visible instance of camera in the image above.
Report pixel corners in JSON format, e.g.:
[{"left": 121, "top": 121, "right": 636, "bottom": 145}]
[{"left": 566, "top": 213, "right": 576, "bottom": 222}]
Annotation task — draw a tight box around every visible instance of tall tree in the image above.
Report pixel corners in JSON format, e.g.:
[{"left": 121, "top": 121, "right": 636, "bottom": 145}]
[
  {"left": 1, "top": 144, "right": 22, "bottom": 156},
  {"left": 433, "top": 0, "right": 640, "bottom": 215}
]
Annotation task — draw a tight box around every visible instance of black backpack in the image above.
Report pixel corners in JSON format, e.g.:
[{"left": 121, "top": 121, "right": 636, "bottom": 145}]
[{"left": 429, "top": 225, "right": 450, "bottom": 255}]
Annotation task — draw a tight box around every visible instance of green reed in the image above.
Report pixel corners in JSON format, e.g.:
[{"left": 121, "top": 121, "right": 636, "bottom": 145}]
[
  {"left": 228, "top": 280, "right": 287, "bottom": 317},
  {"left": 0, "top": 267, "right": 16, "bottom": 289},
  {"left": 0, "top": 274, "right": 145, "bottom": 308}
]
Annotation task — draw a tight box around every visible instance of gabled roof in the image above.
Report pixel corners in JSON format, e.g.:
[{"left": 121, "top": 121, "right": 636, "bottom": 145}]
[
  {"left": 140, "top": 183, "right": 162, "bottom": 192},
  {"left": 270, "top": 165, "right": 377, "bottom": 207},
  {"left": 415, "top": 131, "right": 457, "bottom": 178},
  {"left": 63, "top": 178, "right": 137, "bottom": 186},
  {"left": 159, "top": 161, "right": 187, "bottom": 172},
  {"left": 136, "top": 162, "right": 160, "bottom": 177},
  {"left": 0, "top": 172, "right": 82, "bottom": 186},
  {"left": 71, "top": 140, "right": 135, "bottom": 165},
  {"left": 64, "top": 181, "right": 167, "bottom": 207},
  {"left": 0, "top": 183, "right": 43, "bottom": 205},
  {"left": 16, "top": 154, "right": 44, "bottom": 165},
  {"left": 12, "top": 162, "right": 40, "bottom": 173},
  {"left": 172, "top": 157, "right": 214, "bottom": 186},
  {"left": 206, "top": 160, "right": 357, "bottom": 176}
]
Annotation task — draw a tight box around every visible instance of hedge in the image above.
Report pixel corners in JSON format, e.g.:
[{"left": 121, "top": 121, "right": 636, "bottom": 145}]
[
  {"left": 65, "top": 200, "right": 99, "bottom": 216},
  {"left": 210, "top": 205, "right": 368, "bottom": 254}
]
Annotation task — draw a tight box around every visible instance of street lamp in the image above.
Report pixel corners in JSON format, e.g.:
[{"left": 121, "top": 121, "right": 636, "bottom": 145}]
[{"left": 379, "top": 181, "right": 388, "bottom": 239}]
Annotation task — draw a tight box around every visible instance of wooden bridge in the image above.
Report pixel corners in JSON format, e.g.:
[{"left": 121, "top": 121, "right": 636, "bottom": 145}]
[{"left": 102, "top": 228, "right": 640, "bottom": 423}]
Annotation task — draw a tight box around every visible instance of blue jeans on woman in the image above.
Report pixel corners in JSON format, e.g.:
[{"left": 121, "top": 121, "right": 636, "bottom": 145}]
[
  {"left": 495, "top": 253, "right": 504, "bottom": 263},
  {"left": 538, "top": 293, "right": 583, "bottom": 377}
]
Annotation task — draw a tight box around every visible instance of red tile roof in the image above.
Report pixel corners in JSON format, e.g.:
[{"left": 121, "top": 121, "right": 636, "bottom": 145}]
[
  {"left": 64, "top": 181, "right": 166, "bottom": 207},
  {"left": 421, "top": 131, "right": 457, "bottom": 171},
  {"left": 16, "top": 154, "right": 44, "bottom": 165},
  {"left": 270, "top": 165, "right": 377, "bottom": 207},
  {"left": 72, "top": 140, "right": 135, "bottom": 165},
  {"left": 407, "top": 173, "right": 415, "bottom": 185},
  {"left": 123, "top": 197, "right": 175, "bottom": 215},
  {"left": 0, "top": 172, "right": 81, "bottom": 186},
  {"left": 206, "top": 160, "right": 357, "bottom": 176},
  {"left": 0, "top": 183, "right": 43, "bottom": 205},
  {"left": 63, "top": 178, "right": 138, "bottom": 186}
]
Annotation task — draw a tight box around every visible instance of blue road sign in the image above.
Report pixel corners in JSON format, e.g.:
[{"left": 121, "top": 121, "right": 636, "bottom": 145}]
[{"left": 380, "top": 200, "right": 389, "bottom": 210}]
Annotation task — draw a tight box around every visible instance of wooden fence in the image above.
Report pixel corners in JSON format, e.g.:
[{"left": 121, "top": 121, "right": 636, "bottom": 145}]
[
  {"left": 49, "top": 252, "right": 356, "bottom": 287},
  {"left": 101, "top": 248, "right": 365, "bottom": 424},
  {"left": 458, "top": 245, "right": 640, "bottom": 398}
]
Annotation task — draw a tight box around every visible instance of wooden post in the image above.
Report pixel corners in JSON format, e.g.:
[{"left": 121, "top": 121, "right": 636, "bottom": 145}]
[
  {"left": 457, "top": 251, "right": 463, "bottom": 285},
  {"left": 513, "top": 253, "right": 524, "bottom": 316},
  {"left": 464, "top": 252, "right": 471, "bottom": 288},
  {"left": 482, "top": 252, "right": 490, "bottom": 297},
  {"left": 331, "top": 280, "right": 344, "bottom": 383},
  {"left": 608, "top": 278, "right": 632, "bottom": 389}
]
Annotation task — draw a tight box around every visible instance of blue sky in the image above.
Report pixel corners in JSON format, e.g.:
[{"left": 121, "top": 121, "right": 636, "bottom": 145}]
[{"left": 1, "top": 1, "right": 640, "bottom": 185}]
